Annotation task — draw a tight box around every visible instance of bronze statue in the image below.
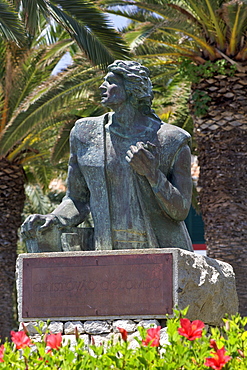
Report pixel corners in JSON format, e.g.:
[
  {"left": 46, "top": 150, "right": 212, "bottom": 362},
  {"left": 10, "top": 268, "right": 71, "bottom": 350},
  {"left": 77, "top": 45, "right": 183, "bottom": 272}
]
[{"left": 21, "top": 60, "right": 193, "bottom": 252}]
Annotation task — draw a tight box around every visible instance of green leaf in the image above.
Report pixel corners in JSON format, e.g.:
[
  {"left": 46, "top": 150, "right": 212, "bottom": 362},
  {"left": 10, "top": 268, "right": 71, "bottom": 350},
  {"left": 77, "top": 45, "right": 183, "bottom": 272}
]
[
  {"left": 45, "top": 0, "right": 130, "bottom": 67},
  {"left": 0, "top": 0, "right": 26, "bottom": 45},
  {"left": 51, "top": 119, "right": 75, "bottom": 164}
]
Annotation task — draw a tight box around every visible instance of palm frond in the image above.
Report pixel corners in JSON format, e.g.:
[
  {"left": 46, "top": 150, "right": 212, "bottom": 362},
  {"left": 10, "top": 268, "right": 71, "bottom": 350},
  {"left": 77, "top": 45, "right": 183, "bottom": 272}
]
[
  {"left": 40, "top": 38, "right": 74, "bottom": 67},
  {"left": 132, "top": 29, "right": 199, "bottom": 58},
  {"left": 0, "top": 0, "right": 26, "bottom": 45},
  {"left": 157, "top": 76, "right": 192, "bottom": 128},
  {"left": 133, "top": 23, "right": 217, "bottom": 60},
  {"left": 222, "top": 1, "right": 247, "bottom": 56},
  {"left": 8, "top": 48, "right": 48, "bottom": 119},
  {"left": 20, "top": 0, "right": 39, "bottom": 33},
  {"left": 8, "top": 38, "right": 76, "bottom": 119},
  {"left": 24, "top": 184, "right": 53, "bottom": 214},
  {"left": 31, "top": 158, "right": 54, "bottom": 191},
  {"left": 0, "top": 37, "right": 6, "bottom": 80},
  {"left": 102, "top": 0, "right": 247, "bottom": 63},
  {"left": 43, "top": 0, "right": 129, "bottom": 67},
  {"left": 103, "top": 1, "right": 169, "bottom": 20},
  {"left": 228, "top": 3, "right": 242, "bottom": 56},
  {"left": 51, "top": 119, "right": 76, "bottom": 164},
  {"left": 203, "top": 0, "right": 225, "bottom": 49},
  {"left": 183, "top": 0, "right": 215, "bottom": 27},
  {"left": 0, "top": 57, "right": 104, "bottom": 156}
]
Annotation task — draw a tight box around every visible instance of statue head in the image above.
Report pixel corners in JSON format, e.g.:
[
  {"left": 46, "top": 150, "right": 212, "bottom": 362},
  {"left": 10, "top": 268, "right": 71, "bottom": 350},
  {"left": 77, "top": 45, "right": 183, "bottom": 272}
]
[{"left": 107, "top": 60, "right": 154, "bottom": 115}]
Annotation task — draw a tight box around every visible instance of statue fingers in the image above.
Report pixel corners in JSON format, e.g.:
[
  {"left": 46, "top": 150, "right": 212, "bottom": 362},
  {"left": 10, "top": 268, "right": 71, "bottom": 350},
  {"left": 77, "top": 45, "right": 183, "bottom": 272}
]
[
  {"left": 21, "top": 214, "right": 52, "bottom": 238},
  {"left": 21, "top": 214, "right": 37, "bottom": 231},
  {"left": 126, "top": 149, "right": 134, "bottom": 160},
  {"left": 136, "top": 142, "right": 152, "bottom": 158},
  {"left": 136, "top": 142, "right": 145, "bottom": 150},
  {"left": 38, "top": 215, "right": 55, "bottom": 233},
  {"left": 129, "top": 145, "right": 139, "bottom": 153},
  {"left": 21, "top": 215, "right": 41, "bottom": 239},
  {"left": 126, "top": 149, "right": 143, "bottom": 166}
]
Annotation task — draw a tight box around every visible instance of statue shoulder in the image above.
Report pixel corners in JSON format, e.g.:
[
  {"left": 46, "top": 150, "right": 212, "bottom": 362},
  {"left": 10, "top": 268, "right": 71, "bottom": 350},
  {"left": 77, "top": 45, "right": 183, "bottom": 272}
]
[
  {"left": 158, "top": 122, "right": 191, "bottom": 148},
  {"left": 70, "top": 113, "right": 110, "bottom": 140}
]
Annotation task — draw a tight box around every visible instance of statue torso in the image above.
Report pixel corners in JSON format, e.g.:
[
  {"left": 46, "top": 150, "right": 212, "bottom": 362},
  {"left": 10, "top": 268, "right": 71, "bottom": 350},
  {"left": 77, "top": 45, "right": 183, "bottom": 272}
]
[{"left": 71, "top": 112, "right": 192, "bottom": 250}]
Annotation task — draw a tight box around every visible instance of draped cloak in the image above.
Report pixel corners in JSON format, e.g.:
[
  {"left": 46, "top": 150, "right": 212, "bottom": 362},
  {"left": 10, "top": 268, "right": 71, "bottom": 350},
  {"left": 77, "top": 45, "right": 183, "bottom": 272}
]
[{"left": 56, "top": 112, "right": 193, "bottom": 252}]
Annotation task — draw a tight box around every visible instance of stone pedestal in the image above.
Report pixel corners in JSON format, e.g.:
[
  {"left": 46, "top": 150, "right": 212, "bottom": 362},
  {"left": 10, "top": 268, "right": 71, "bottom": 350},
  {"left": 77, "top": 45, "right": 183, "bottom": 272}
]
[{"left": 16, "top": 249, "right": 238, "bottom": 326}]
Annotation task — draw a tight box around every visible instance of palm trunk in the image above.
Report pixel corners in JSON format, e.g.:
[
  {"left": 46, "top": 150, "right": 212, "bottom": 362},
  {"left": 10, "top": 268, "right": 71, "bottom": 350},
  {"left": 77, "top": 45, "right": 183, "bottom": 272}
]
[
  {"left": 0, "top": 158, "right": 25, "bottom": 340},
  {"left": 190, "top": 72, "right": 247, "bottom": 316}
]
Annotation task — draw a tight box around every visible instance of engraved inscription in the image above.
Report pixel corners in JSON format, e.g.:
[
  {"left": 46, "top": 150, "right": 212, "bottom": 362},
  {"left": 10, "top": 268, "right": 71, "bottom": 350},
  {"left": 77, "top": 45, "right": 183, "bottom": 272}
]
[
  {"left": 33, "top": 281, "right": 98, "bottom": 292},
  {"left": 32, "top": 278, "right": 161, "bottom": 293},
  {"left": 101, "top": 279, "right": 161, "bottom": 290}
]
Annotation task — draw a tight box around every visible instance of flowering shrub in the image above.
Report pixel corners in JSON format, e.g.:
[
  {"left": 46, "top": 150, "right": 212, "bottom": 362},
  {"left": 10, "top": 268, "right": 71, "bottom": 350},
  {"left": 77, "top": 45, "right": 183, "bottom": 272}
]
[
  {"left": 141, "top": 326, "right": 161, "bottom": 347},
  {"left": 45, "top": 332, "right": 63, "bottom": 350},
  {"left": 178, "top": 318, "right": 204, "bottom": 340},
  {"left": 205, "top": 347, "right": 231, "bottom": 370},
  {"left": 10, "top": 330, "right": 32, "bottom": 350},
  {"left": 117, "top": 327, "right": 128, "bottom": 342},
  {"left": 0, "top": 308, "right": 246, "bottom": 369},
  {"left": 0, "top": 346, "right": 4, "bottom": 363}
]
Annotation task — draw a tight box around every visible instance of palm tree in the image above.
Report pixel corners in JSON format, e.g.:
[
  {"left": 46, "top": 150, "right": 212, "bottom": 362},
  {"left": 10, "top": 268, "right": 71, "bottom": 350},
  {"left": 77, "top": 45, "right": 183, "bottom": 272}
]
[
  {"left": 0, "top": 27, "right": 107, "bottom": 338},
  {"left": 100, "top": 0, "right": 247, "bottom": 315},
  {"left": 0, "top": 0, "right": 129, "bottom": 66}
]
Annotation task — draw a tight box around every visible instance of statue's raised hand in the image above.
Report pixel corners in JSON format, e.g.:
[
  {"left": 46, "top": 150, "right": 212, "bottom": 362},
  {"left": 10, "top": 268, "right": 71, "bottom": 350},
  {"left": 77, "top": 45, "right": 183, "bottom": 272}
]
[
  {"left": 21, "top": 213, "right": 61, "bottom": 240},
  {"left": 126, "top": 141, "right": 160, "bottom": 180}
]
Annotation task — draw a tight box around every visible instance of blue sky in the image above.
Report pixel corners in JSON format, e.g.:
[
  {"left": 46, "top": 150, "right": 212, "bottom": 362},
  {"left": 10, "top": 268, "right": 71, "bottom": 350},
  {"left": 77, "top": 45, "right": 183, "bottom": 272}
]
[{"left": 108, "top": 13, "right": 128, "bottom": 30}]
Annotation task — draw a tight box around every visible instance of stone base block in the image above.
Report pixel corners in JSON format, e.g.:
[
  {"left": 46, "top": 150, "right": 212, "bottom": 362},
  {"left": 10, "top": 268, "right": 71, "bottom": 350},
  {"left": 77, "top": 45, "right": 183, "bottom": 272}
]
[{"left": 16, "top": 249, "right": 238, "bottom": 326}]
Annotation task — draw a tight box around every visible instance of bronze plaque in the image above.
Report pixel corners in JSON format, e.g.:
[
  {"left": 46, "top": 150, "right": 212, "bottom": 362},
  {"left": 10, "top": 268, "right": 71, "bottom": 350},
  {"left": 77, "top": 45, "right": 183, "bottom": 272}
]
[{"left": 22, "top": 253, "right": 173, "bottom": 319}]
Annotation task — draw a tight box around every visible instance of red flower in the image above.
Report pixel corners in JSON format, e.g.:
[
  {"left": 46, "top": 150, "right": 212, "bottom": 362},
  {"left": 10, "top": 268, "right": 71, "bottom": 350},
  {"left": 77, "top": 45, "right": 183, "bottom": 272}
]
[
  {"left": 142, "top": 326, "right": 161, "bottom": 347},
  {"left": 205, "top": 347, "right": 231, "bottom": 370},
  {"left": 45, "top": 333, "right": 62, "bottom": 350},
  {"left": 75, "top": 326, "right": 79, "bottom": 341},
  {"left": 209, "top": 339, "right": 218, "bottom": 352},
  {"left": 38, "top": 356, "right": 49, "bottom": 363},
  {"left": 177, "top": 318, "right": 204, "bottom": 340},
  {"left": 0, "top": 345, "right": 5, "bottom": 363},
  {"left": 10, "top": 330, "right": 32, "bottom": 349},
  {"left": 117, "top": 327, "right": 128, "bottom": 342}
]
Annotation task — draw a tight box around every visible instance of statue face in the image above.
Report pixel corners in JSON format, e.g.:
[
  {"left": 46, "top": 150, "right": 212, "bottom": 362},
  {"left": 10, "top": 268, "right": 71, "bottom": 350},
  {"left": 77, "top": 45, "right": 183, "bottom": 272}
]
[{"left": 99, "top": 72, "right": 127, "bottom": 108}]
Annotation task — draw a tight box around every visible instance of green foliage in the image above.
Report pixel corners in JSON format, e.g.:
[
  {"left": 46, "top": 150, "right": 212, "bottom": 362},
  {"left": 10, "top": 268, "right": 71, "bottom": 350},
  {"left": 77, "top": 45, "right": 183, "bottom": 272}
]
[
  {"left": 1, "top": 309, "right": 247, "bottom": 369},
  {"left": 0, "top": 0, "right": 129, "bottom": 67},
  {"left": 23, "top": 185, "right": 54, "bottom": 216},
  {"left": 178, "top": 58, "right": 237, "bottom": 116},
  {"left": 191, "top": 90, "right": 211, "bottom": 117},
  {"left": 152, "top": 73, "right": 194, "bottom": 132},
  {"left": 101, "top": 0, "right": 247, "bottom": 68},
  {"left": 0, "top": 0, "right": 26, "bottom": 45},
  {"left": 179, "top": 58, "right": 237, "bottom": 84},
  {"left": 0, "top": 31, "right": 107, "bottom": 165}
]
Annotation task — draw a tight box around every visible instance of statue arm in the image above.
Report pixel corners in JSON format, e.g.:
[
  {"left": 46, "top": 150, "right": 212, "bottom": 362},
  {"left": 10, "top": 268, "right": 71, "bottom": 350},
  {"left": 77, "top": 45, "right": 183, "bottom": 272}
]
[
  {"left": 21, "top": 130, "right": 90, "bottom": 238},
  {"left": 126, "top": 141, "right": 192, "bottom": 221},
  {"left": 147, "top": 145, "right": 192, "bottom": 221}
]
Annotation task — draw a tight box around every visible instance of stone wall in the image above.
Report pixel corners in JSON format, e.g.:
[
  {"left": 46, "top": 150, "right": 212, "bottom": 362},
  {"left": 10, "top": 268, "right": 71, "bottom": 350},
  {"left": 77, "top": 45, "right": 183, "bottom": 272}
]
[{"left": 20, "top": 319, "right": 169, "bottom": 349}]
